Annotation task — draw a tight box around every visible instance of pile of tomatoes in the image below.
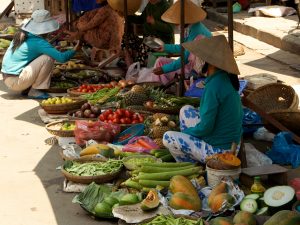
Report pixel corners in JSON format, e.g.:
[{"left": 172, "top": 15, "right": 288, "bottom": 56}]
[
  {"left": 75, "top": 84, "right": 115, "bottom": 93},
  {"left": 98, "top": 109, "right": 144, "bottom": 124}
]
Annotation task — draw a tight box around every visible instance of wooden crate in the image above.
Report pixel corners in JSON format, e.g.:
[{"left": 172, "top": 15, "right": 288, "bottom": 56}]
[{"left": 45, "top": 0, "right": 66, "bottom": 15}]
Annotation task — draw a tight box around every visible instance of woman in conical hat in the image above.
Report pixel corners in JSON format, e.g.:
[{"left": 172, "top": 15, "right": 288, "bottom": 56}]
[
  {"left": 163, "top": 35, "right": 243, "bottom": 163},
  {"left": 1, "top": 9, "right": 81, "bottom": 99},
  {"left": 151, "top": 0, "right": 212, "bottom": 85}
]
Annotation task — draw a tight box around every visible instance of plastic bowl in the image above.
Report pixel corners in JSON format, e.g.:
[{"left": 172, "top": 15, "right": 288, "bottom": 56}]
[{"left": 113, "top": 124, "right": 145, "bottom": 145}]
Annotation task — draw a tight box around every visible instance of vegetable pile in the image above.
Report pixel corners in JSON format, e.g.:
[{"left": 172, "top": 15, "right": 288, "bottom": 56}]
[
  {"left": 82, "top": 87, "right": 120, "bottom": 104},
  {"left": 64, "top": 159, "right": 123, "bottom": 176},
  {"left": 141, "top": 215, "right": 205, "bottom": 225}
]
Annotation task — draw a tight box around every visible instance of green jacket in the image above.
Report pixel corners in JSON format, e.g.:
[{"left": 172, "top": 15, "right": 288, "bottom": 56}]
[
  {"left": 183, "top": 70, "right": 243, "bottom": 149},
  {"left": 128, "top": 0, "right": 174, "bottom": 44}
]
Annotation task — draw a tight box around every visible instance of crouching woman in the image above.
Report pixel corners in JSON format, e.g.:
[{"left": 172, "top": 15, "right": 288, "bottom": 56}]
[{"left": 163, "top": 35, "right": 243, "bottom": 163}]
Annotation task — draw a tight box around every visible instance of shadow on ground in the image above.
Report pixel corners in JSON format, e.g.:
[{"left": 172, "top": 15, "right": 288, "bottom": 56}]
[
  {"left": 33, "top": 143, "right": 116, "bottom": 225},
  {"left": 14, "top": 105, "right": 45, "bottom": 127}
]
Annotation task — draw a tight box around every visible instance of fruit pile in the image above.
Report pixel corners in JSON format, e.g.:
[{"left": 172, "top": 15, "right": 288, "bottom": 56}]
[
  {"left": 75, "top": 84, "right": 109, "bottom": 93},
  {"left": 41, "top": 97, "right": 75, "bottom": 105},
  {"left": 98, "top": 109, "right": 144, "bottom": 124},
  {"left": 0, "top": 39, "right": 11, "bottom": 50},
  {"left": 72, "top": 102, "right": 101, "bottom": 119},
  {"left": 56, "top": 61, "right": 86, "bottom": 70}
]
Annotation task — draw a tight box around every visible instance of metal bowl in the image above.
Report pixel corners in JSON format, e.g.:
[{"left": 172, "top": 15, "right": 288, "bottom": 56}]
[{"left": 143, "top": 37, "right": 164, "bottom": 50}]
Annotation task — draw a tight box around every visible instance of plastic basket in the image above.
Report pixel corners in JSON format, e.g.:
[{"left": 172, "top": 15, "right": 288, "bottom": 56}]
[{"left": 113, "top": 124, "right": 145, "bottom": 145}]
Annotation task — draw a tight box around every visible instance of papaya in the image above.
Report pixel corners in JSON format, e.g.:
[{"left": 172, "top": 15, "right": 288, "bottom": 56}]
[
  {"left": 233, "top": 211, "right": 256, "bottom": 225},
  {"left": 80, "top": 144, "right": 114, "bottom": 158},
  {"left": 140, "top": 189, "right": 160, "bottom": 211},
  {"left": 206, "top": 153, "right": 241, "bottom": 170},
  {"left": 210, "top": 217, "right": 234, "bottom": 225},
  {"left": 169, "top": 192, "right": 201, "bottom": 211},
  {"left": 208, "top": 182, "right": 228, "bottom": 207},
  {"left": 169, "top": 175, "right": 199, "bottom": 197},
  {"left": 210, "top": 193, "right": 235, "bottom": 213},
  {"left": 263, "top": 210, "right": 299, "bottom": 225}
]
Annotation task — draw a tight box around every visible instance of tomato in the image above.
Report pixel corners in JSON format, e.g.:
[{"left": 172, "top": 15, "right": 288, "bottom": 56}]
[
  {"left": 132, "top": 113, "right": 139, "bottom": 120},
  {"left": 99, "top": 114, "right": 105, "bottom": 121},
  {"left": 107, "top": 84, "right": 113, "bottom": 88},
  {"left": 116, "top": 109, "right": 124, "bottom": 117},
  {"left": 120, "top": 118, "right": 126, "bottom": 124},
  {"left": 81, "top": 84, "right": 87, "bottom": 89},
  {"left": 82, "top": 89, "right": 87, "bottom": 93},
  {"left": 124, "top": 110, "right": 132, "bottom": 118},
  {"left": 112, "top": 118, "right": 120, "bottom": 124},
  {"left": 104, "top": 120, "right": 108, "bottom": 123},
  {"left": 107, "top": 114, "right": 114, "bottom": 120},
  {"left": 124, "top": 117, "right": 132, "bottom": 124},
  {"left": 138, "top": 114, "right": 144, "bottom": 123},
  {"left": 132, "top": 120, "right": 140, "bottom": 124}
]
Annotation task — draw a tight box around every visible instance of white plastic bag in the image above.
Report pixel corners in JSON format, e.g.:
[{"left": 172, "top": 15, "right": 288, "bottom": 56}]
[
  {"left": 136, "top": 67, "right": 155, "bottom": 83},
  {"left": 125, "top": 62, "right": 140, "bottom": 81},
  {"left": 244, "top": 143, "right": 273, "bottom": 167}
]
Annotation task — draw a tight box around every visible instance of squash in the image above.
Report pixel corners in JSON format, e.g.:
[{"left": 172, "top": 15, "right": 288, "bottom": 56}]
[
  {"left": 233, "top": 211, "right": 257, "bottom": 225},
  {"left": 169, "top": 192, "right": 201, "bottom": 211},
  {"left": 140, "top": 189, "right": 160, "bottom": 211},
  {"left": 263, "top": 210, "right": 299, "bottom": 225},
  {"left": 206, "top": 152, "right": 241, "bottom": 170},
  {"left": 169, "top": 175, "right": 199, "bottom": 197},
  {"left": 208, "top": 182, "right": 228, "bottom": 206},
  {"left": 209, "top": 193, "right": 235, "bottom": 213},
  {"left": 210, "top": 217, "right": 234, "bottom": 225}
]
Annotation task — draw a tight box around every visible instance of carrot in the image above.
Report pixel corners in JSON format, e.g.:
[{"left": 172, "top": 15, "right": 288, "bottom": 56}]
[{"left": 137, "top": 138, "right": 155, "bottom": 150}]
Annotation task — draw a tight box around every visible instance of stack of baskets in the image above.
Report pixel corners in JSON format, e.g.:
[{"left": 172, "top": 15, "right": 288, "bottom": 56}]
[{"left": 246, "top": 83, "right": 300, "bottom": 135}]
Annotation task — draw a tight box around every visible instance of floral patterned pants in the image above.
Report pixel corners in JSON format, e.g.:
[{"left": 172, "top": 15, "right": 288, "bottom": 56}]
[{"left": 163, "top": 105, "right": 234, "bottom": 163}]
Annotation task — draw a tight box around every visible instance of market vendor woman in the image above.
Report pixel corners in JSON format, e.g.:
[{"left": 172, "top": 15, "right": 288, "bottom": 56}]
[
  {"left": 163, "top": 35, "right": 243, "bottom": 163},
  {"left": 1, "top": 9, "right": 81, "bottom": 98}
]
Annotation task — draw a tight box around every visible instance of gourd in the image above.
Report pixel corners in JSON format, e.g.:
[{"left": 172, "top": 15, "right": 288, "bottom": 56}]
[
  {"left": 206, "top": 152, "right": 241, "bottom": 170},
  {"left": 140, "top": 189, "right": 160, "bottom": 211},
  {"left": 169, "top": 175, "right": 199, "bottom": 197}
]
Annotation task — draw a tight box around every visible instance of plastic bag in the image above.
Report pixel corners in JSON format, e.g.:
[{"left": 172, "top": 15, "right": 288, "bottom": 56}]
[
  {"left": 244, "top": 143, "right": 272, "bottom": 167},
  {"left": 248, "top": 6, "right": 296, "bottom": 17},
  {"left": 74, "top": 120, "right": 120, "bottom": 145},
  {"left": 266, "top": 132, "right": 300, "bottom": 168},
  {"left": 136, "top": 67, "right": 155, "bottom": 83},
  {"left": 122, "top": 136, "right": 159, "bottom": 153},
  {"left": 125, "top": 62, "right": 140, "bottom": 81}
]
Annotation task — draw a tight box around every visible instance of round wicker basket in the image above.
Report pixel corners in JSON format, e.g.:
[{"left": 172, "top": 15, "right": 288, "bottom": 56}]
[
  {"left": 246, "top": 83, "right": 299, "bottom": 113},
  {"left": 45, "top": 120, "right": 75, "bottom": 137},
  {"left": 264, "top": 109, "right": 300, "bottom": 135},
  {"left": 61, "top": 166, "right": 122, "bottom": 184},
  {"left": 40, "top": 97, "right": 87, "bottom": 114}
]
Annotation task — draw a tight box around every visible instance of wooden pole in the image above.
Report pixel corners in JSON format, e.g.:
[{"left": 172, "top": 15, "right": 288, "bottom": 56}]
[
  {"left": 227, "top": 0, "right": 233, "bottom": 50},
  {"left": 179, "top": 0, "right": 185, "bottom": 97},
  {"left": 65, "top": 0, "right": 70, "bottom": 30}
]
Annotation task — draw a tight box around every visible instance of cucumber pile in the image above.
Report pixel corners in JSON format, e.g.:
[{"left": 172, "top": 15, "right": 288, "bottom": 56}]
[{"left": 150, "top": 149, "right": 175, "bottom": 162}]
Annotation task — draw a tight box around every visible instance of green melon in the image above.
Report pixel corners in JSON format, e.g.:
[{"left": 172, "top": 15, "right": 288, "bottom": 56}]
[{"left": 263, "top": 210, "right": 299, "bottom": 225}]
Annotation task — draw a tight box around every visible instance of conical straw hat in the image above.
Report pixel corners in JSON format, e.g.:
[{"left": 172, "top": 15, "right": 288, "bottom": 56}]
[
  {"left": 183, "top": 35, "right": 240, "bottom": 75},
  {"left": 161, "top": 0, "right": 207, "bottom": 24}
]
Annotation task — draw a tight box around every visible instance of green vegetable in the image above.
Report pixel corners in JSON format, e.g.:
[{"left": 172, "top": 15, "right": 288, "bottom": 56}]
[
  {"left": 160, "top": 154, "right": 175, "bottom": 162},
  {"left": 139, "top": 180, "right": 170, "bottom": 188},
  {"left": 123, "top": 179, "right": 143, "bottom": 190},
  {"left": 154, "top": 151, "right": 170, "bottom": 158},
  {"left": 150, "top": 149, "right": 169, "bottom": 156},
  {"left": 119, "top": 193, "right": 141, "bottom": 205},
  {"left": 64, "top": 159, "right": 123, "bottom": 176},
  {"left": 141, "top": 215, "right": 204, "bottom": 225},
  {"left": 141, "top": 162, "right": 194, "bottom": 168},
  {"left": 140, "top": 165, "right": 195, "bottom": 173},
  {"left": 138, "top": 167, "right": 202, "bottom": 181}
]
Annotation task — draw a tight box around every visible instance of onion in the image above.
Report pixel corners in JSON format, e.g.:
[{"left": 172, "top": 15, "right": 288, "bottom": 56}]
[
  {"left": 118, "top": 79, "right": 127, "bottom": 88},
  {"left": 127, "top": 80, "right": 135, "bottom": 85},
  {"left": 110, "top": 81, "right": 118, "bottom": 87}
]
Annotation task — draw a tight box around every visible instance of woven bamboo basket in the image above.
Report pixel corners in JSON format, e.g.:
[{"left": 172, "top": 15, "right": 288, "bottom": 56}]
[
  {"left": 45, "top": 120, "right": 75, "bottom": 137},
  {"left": 61, "top": 166, "right": 122, "bottom": 184},
  {"left": 264, "top": 109, "right": 300, "bottom": 135},
  {"left": 67, "top": 87, "right": 87, "bottom": 97},
  {"left": 246, "top": 83, "right": 299, "bottom": 113},
  {"left": 40, "top": 97, "right": 87, "bottom": 114}
]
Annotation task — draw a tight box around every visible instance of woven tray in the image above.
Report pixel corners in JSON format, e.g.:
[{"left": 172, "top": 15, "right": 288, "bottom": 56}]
[
  {"left": 40, "top": 97, "right": 87, "bottom": 114},
  {"left": 61, "top": 166, "right": 122, "bottom": 184},
  {"left": 246, "top": 83, "right": 299, "bottom": 113},
  {"left": 264, "top": 109, "right": 300, "bottom": 135},
  {"left": 45, "top": 120, "right": 75, "bottom": 137}
]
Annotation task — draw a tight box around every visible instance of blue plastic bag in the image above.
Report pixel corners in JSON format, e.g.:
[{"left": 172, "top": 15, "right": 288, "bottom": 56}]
[
  {"left": 242, "top": 107, "right": 262, "bottom": 135},
  {"left": 266, "top": 132, "right": 300, "bottom": 168}
]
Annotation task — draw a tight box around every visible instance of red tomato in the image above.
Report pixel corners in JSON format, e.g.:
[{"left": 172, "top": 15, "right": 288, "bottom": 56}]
[
  {"left": 81, "top": 84, "right": 87, "bottom": 89},
  {"left": 124, "top": 117, "right": 132, "bottom": 124},
  {"left": 132, "top": 113, "right": 139, "bottom": 120},
  {"left": 120, "top": 118, "right": 126, "bottom": 124},
  {"left": 112, "top": 118, "right": 120, "bottom": 124},
  {"left": 82, "top": 89, "right": 87, "bottom": 93},
  {"left": 132, "top": 120, "right": 139, "bottom": 124},
  {"left": 116, "top": 109, "right": 124, "bottom": 117},
  {"left": 99, "top": 114, "right": 105, "bottom": 121},
  {"left": 124, "top": 110, "right": 132, "bottom": 118},
  {"left": 107, "top": 114, "right": 114, "bottom": 120},
  {"left": 138, "top": 114, "right": 144, "bottom": 123},
  {"left": 104, "top": 120, "right": 108, "bottom": 123},
  {"left": 107, "top": 84, "right": 113, "bottom": 88}
]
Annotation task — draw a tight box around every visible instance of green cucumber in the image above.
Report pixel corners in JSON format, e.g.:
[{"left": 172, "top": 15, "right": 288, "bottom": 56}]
[
  {"left": 139, "top": 180, "right": 170, "bottom": 188},
  {"left": 256, "top": 207, "right": 269, "bottom": 216},
  {"left": 138, "top": 167, "right": 201, "bottom": 181},
  {"left": 141, "top": 162, "right": 193, "bottom": 167},
  {"left": 150, "top": 149, "right": 169, "bottom": 155},
  {"left": 160, "top": 154, "right": 175, "bottom": 162},
  {"left": 240, "top": 198, "right": 258, "bottom": 213},
  {"left": 244, "top": 193, "right": 260, "bottom": 200},
  {"left": 140, "top": 165, "right": 195, "bottom": 173},
  {"left": 154, "top": 151, "right": 170, "bottom": 158}
]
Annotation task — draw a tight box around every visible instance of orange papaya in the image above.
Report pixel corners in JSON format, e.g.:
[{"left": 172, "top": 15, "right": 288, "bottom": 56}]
[
  {"left": 233, "top": 211, "right": 256, "bottom": 225},
  {"left": 169, "top": 192, "right": 201, "bottom": 211},
  {"left": 210, "top": 193, "right": 235, "bottom": 213},
  {"left": 169, "top": 175, "right": 198, "bottom": 197},
  {"left": 208, "top": 182, "right": 228, "bottom": 207}
]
